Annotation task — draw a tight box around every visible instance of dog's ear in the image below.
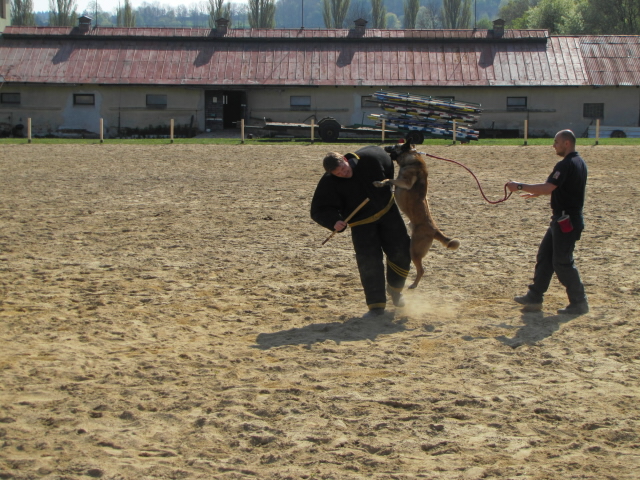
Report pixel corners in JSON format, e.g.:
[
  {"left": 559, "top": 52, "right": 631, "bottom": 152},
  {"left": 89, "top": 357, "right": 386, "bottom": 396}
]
[{"left": 401, "top": 142, "right": 412, "bottom": 152}]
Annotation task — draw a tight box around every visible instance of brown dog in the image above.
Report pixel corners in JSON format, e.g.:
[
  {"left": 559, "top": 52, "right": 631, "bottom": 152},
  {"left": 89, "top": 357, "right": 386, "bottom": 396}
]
[{"left": 374, "top": 142, "right": 460, "bottom": 289}]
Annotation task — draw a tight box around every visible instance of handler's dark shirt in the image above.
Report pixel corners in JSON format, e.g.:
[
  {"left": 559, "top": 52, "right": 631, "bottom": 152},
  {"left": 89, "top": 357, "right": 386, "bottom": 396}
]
[
  {"left": 310, "top": 146, "right": 394, "bottom": 230},
  {"left": 547, "top": 151, "right": 587, "bottom": 217}
]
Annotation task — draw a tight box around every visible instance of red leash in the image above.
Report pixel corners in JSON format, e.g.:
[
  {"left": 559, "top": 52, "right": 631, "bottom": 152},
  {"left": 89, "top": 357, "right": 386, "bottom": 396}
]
[{"left": 421, "top": 152, "right": 513, "bottom": 205}]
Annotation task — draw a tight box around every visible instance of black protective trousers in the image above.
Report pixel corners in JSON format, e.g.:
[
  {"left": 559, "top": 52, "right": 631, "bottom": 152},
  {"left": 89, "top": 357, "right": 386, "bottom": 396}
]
[
  {"left": 350, "top": 205, "right": 411, "bottom": 309},
  {"left": 529, "top": 216, "right": 586, "bottom": 304}
]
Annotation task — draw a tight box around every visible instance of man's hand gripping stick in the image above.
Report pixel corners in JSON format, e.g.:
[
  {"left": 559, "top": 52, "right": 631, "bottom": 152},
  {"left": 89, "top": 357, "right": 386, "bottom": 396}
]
[{"left": 321, "top": 198, "right": 370, "bottom": 245}]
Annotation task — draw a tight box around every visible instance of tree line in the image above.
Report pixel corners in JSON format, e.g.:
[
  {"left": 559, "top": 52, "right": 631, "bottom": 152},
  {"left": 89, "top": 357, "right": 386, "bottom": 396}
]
[{"left": 10, "top": 0, "right": 640, "bottom": 34}]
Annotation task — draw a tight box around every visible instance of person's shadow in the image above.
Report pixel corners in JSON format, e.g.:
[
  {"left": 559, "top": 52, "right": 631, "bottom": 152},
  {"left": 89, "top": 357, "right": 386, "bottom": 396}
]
[
  {"left": 493, "top": 310, "right": 577, "bottom": 348},
  {"left": 253, "top": 314, "right": 409, "bottom": 350}
]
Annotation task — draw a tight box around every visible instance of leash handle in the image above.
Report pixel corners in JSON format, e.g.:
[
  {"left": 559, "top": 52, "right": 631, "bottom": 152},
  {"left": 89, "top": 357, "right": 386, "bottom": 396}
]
[
  {"left": 322, "top": 198, "right": 370, "bottom": 245},
  {"left": 421, "top": 152, "right": 513, "bottom": 205}
]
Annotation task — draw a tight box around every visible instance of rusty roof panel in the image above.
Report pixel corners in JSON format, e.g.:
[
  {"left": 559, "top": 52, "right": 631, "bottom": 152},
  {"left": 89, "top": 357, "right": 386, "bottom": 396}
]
[
  {"left": 580, "top": 36, "right": 640, "bottom": 85},
  {"left": 1, "top": 29, "right": 638, "bottom": 87}
]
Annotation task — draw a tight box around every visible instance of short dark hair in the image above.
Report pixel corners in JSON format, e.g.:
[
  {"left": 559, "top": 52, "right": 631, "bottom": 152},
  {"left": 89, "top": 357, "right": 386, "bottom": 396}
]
[
  {"left": 323, "top": 152, "right": 344, "bottom": 173},
  {"left": 556, "top": 129, "right": 576, "bottom": 144}
]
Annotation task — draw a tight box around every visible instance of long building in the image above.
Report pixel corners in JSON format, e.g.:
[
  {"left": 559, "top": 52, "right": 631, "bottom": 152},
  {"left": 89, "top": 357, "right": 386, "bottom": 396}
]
[{"left": 1, "top": 16, "right": 639, "bottom": 138}]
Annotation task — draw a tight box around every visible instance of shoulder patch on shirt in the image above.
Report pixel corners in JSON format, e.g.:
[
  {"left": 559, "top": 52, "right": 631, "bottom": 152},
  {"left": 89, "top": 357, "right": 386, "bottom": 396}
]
[{"left": 553, "top": 171, "right": 561, "bottom": 179}]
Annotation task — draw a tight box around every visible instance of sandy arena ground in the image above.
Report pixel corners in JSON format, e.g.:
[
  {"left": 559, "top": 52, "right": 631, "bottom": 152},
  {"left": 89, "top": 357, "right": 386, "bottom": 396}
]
[{"left": 0, "top": 143, "right": 639, "bottom": 479}]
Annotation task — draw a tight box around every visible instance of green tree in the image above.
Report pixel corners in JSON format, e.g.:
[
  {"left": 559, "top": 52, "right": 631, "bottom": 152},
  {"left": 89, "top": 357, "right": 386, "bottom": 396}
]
[
  {"left": 208, "top": 0, "right": 231, "bottom": 27},
  {"left": 385, "top": 11, "right": 400, "bottom": 27},
  {"left": 48, "top": 0, "right": 77, "bottom": 26},
  {"left": 116, "top": 0, "right": 136, "bottom": 26},
  {"left": 403, "top": 0, "right": 419, "bottom": 28},
  {"left": 248, "top": 0, "right": 275, "bottom": 27},
  {"left": 323, "top": 0, "right": 350, "bottom": 27},
  {"left": 416, "top": 2, "right": 441, "bottom": 28},
  {"left": 582, "top": 0, "right": 640, "bottom": 34},
  {"left": 525, "top": 0, "right": 583, "bottom": 33},
  {"left": 11, "top": 0, "right": 36, "bottom": 25},
  {"left": 442, "top": 0, "right": 471, "bottom": 28},
  {"left": 371, "top": 0, "right": 387, "bottom": 27},
  {"left": 498, "top": 0, "right": 532, "bottom": 28},
  {"left": 475, "top": 13, "right": 493, "bottom": 29}
]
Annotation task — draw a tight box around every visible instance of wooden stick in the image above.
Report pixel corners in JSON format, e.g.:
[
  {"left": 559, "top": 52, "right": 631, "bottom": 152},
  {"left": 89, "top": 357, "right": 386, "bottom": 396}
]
[{"left": 321, "top": 198, "right": 370, "bottom": 245}]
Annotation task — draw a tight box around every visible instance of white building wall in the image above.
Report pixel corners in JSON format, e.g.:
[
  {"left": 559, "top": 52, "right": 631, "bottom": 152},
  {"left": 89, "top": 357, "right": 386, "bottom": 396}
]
[
  {"left": 0, "top": 85, "right": 203, "bottom": 137},
  {"left": 2, "top": 82, "right": 638, "bottom": 138}
]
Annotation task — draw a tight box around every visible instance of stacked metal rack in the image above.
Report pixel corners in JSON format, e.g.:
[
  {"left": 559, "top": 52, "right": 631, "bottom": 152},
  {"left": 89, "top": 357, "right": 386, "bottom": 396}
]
[{"left": 367, "top": 91, "right": 483, "bottom": 144}]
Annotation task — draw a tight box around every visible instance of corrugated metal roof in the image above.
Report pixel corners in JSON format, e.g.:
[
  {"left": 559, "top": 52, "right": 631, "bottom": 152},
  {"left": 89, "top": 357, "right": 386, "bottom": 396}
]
[
  {"left": 580, "top": 36, "right": 640, "bottom": 86},
  {"left": 0, "top": 27, "right": 636, "bottom": 87}
]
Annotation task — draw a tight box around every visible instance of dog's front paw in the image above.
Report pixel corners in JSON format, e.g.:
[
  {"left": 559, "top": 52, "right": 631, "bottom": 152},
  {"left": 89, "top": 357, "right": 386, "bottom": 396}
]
[{"left": 373, "top": 181, "right": 386, "bottom": 188}]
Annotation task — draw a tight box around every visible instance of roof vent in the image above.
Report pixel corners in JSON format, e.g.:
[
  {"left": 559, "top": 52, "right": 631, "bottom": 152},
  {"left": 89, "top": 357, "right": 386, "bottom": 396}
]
[
  {"left": 354, "top": 18, "right": 367, "bottom": 36},
  {"left": 492, "top": 19, "right": 505, "bottom": 38},
  {"left": 216, "top": 17, "right": 230, "bottom": 36},
  {"left": 78, "top": 15, "right": 92, "bottom": 33}
]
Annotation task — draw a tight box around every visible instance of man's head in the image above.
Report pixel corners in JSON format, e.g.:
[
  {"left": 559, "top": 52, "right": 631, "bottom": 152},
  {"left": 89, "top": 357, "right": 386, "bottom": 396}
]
[
  {"left": 553, "top": 129, "right": 576, "bottom": 157},
  {"left": 323, "top": 152, "right": 353, "bottom": 178}
]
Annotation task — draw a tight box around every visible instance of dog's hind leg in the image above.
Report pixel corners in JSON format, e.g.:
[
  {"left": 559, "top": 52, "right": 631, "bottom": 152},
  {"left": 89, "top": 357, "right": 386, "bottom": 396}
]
[{"left": 408, "top": 230, "right": 434, "bottom": 289}]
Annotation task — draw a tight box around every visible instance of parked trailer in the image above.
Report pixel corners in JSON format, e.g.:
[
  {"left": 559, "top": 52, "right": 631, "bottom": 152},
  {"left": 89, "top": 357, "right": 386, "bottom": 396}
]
[{"left": 247, "top": 117, "right": 403, "bottom": 142}]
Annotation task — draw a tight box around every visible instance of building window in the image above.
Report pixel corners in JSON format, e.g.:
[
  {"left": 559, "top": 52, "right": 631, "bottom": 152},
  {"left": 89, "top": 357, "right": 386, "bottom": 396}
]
[
  {"left": 507, "top": 97, "right": 527, "bottom": 110},
  {"left": 290, "top": 96, "right": 311, "bottom": 111},
  {"left": 1, "top": 93, "right": 20, "bottom": 104},
  {"left": 583, "top": 103, "right": 604, "bottom": 119},
  {"left": 146, "top": 94, "right": 168, "bottom": 108},
  {"left": 74, "top": 94, "right": 95, "bottom": 106},
  {"left": 1, "top": 0, "right": 6, "bottom": 19}
]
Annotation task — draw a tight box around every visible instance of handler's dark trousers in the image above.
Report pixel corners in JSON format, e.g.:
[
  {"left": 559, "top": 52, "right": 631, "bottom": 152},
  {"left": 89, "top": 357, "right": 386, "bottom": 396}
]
[
  {"left": 529, "top": 216, "right": 586, "bottom": 305},
  {"left": 350, "top": 206, "right": 411, "bottom": 310}
]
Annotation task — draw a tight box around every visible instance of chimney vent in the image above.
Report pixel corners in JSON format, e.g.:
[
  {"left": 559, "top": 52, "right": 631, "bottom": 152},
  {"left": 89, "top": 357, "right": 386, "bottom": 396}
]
[
  {"left": 216, "top": 17, "right": 230, "bottom": 36},
  {"left": 492, "top": 19, "right": 505, "bottom": 38},
  {"left": 354, "top": 18, "right": 367, "bottom": 36},
  {"left": 78, "top": 15, "right": 92, "bottom": 33}
]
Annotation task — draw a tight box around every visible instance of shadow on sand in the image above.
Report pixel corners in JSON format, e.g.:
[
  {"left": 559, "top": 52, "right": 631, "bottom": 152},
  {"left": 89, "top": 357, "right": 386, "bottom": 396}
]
[
  {"left": 494, "top": 310, "right": 577, "bottom": 348},
  {"left": 253, "top": 313, "right": 410, "bottom": 350},
  {"left": 461, "top": 310, "right": 583, "bottom": 348}
]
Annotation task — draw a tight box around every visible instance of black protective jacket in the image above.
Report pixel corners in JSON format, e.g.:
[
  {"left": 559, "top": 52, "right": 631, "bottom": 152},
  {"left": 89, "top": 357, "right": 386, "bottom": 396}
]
[{"left": 310, "top": 146, "right": 395, "bottom": 230}]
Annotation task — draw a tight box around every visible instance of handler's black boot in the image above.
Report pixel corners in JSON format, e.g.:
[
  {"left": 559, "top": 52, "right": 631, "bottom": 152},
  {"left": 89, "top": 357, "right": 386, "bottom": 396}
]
[
  {"left": 386, "top": 285, "right": 405, "bottom": 308},
  {"left": 363, "top": 307, "right": 386, "bottom": 319},
  {"left": 514, "top": 292, "right": 543, "bottom": 312},
  {"left": 558, "top": 301, "right": 589, "bottom": 315}
]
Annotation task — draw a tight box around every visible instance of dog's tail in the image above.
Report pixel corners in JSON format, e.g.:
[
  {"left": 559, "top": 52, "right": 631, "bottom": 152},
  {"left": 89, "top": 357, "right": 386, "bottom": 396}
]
[{"left": 435, "top": 231, "right": 461, "bottom": 251}]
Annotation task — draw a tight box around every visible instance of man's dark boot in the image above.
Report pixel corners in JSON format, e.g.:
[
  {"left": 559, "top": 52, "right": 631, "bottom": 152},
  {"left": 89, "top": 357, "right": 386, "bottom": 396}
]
[
  {"left": 558, "top": 301, "right": 589, "bottom": 315},
  {"left": 514, "top": 292, "right": 543, "bottom": 312},
  {"left": 387, "top": 285, "right": 405, "bottom": 308},
  {"left": 363, "top": 308, "right": 386, "bottom": 319}
]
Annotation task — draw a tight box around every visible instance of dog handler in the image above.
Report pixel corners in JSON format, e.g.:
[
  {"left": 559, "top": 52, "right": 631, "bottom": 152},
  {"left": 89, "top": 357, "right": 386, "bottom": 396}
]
[
  {"left": 507, "top": 129, "right": 589, "bottom": 315},
  {"left": 311, "top": 146, "right": 411, "bottom": 317}
]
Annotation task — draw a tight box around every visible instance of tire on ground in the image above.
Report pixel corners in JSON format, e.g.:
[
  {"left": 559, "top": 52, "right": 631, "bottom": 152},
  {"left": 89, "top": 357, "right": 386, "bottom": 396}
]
[
  {"left": 610, "top": 130, "right": 627, "bottom": 138},
  {"left": 318, "top": 119, "right": 341, "bottom": 142}
]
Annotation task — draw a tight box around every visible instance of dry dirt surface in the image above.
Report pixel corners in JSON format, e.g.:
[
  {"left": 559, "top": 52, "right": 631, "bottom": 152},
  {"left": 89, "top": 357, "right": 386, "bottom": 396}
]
[{"left": 0, "top": 144, "right": 639, "bottom": 480}]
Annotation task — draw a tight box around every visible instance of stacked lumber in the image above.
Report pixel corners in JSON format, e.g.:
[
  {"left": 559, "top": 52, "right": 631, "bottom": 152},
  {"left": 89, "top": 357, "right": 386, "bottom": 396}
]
[{"left": 368, "top": 91, "right": 483, "bottom": 142}]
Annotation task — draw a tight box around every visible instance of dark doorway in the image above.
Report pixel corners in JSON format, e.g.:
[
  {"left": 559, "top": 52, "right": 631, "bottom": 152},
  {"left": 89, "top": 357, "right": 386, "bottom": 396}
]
[{"left": 204, "top": 90, "right": 246, "bottom": 131}]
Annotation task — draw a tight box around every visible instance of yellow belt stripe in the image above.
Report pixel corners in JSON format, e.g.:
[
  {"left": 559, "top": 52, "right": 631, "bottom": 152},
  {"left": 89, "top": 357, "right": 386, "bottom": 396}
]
[
  {"left": 388, "top": 260, "right": 410, "bottom": 278},
  {"left": 349, "top": 195, "right": 395, "bottom": 228}
]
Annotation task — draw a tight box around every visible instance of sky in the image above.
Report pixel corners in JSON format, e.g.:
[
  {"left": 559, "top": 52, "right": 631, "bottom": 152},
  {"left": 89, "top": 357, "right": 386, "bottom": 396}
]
[{"left": 32, "top": 0, "right": 249, "bottom": 14}]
